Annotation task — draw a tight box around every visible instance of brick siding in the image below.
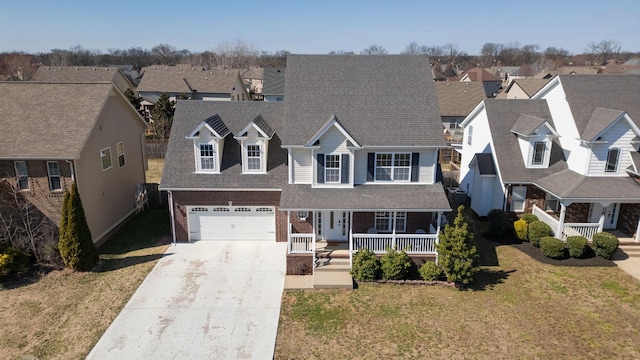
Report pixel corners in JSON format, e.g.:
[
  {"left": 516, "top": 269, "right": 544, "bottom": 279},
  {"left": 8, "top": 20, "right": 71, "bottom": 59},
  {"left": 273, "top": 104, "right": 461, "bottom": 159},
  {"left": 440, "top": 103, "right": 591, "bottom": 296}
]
[
  {"left": 618, "top": 203, "right": 640, "bottom": 237},
  {"left": 565, "top": 203, "right": 590, "bottom": 223}
]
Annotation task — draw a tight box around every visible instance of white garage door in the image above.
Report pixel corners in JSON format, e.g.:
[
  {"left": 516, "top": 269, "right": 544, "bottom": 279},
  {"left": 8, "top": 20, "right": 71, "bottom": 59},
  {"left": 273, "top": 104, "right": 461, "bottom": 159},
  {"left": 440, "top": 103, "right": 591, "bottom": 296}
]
[{"left": 188, "top": 206, "right": 276, "bottom": 241}]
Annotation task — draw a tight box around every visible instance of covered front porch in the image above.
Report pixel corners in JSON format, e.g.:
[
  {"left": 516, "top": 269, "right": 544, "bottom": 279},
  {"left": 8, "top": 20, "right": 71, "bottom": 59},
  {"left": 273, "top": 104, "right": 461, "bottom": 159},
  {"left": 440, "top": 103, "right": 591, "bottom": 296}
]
[{"left": 280, "top": 184, "right": 452, "bottom": 273}]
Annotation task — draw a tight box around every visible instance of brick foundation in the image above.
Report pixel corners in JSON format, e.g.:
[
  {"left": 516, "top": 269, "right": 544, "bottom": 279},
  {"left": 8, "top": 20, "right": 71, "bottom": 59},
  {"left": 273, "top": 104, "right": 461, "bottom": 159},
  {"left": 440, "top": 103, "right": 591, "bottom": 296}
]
[{"left": 286, "top": 254, "right": 313, "bottom": 275}]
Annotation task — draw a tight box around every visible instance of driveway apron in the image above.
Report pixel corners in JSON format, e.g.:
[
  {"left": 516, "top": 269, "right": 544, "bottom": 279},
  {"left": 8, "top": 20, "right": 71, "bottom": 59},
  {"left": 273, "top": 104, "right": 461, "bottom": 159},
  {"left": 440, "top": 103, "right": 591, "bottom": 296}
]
[{"left": 87, "top": 240, "right": 288, "bottom": 360}]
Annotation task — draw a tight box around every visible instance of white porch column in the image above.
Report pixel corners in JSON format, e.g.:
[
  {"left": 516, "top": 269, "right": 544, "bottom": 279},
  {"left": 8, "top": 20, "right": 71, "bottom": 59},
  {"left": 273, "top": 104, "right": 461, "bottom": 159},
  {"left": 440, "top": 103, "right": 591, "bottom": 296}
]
[
  {"left": 167, "top": 190, "right": 176, "bottom": 244},
  {"left": 635, "top": 216, "right": 640, "bottom": 243},
  {"left": 598, "top": 212, "right": 605, "bottom": 233},
  {"left": 392, "top": 211, "right": 397, "bottom": 250},
  {"left": 349, "top": 211, "right": 354, "bottom": 267},
  {"left": 436, "top": 211, "right": 442, "bottom": 265},
  {"left": 287, "top": 211, "right": 291, "bottom": 254},
  {"left": 558, "top": 203, "right": 567, "bottom": 239}
]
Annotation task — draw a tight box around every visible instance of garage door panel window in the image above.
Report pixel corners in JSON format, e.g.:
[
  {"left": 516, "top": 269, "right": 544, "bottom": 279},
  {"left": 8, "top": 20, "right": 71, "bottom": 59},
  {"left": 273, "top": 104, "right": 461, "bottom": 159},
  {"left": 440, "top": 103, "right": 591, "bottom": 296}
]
[{"left": 188, "top": 206, "right": 276, "bottom": 241}]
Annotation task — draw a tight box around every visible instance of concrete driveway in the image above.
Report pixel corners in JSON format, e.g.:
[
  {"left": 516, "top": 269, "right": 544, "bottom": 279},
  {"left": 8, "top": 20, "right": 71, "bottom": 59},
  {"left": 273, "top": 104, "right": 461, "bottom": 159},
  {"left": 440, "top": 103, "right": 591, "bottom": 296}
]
[{"left": 87, "top": 240, "right": 287, "bottom": 360}]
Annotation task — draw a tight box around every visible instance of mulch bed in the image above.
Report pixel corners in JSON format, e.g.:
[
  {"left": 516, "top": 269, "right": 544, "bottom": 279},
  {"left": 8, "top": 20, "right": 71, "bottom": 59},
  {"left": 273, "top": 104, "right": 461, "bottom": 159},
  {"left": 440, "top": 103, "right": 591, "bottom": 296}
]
[{"left": 490, "top": 236, "right": 616, "bottom": 267}]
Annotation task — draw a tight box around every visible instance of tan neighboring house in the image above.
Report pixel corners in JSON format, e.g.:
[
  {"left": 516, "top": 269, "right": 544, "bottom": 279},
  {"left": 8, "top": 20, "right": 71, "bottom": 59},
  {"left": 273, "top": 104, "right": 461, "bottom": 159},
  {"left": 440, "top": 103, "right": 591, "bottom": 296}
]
[
  {"left": 0, "top": 82, "right": 148, "bottom": 245},
  {"left": 502, "top": 79, "right": 551, "bottom": 99},
  {"left": 459, "top": 67, "right": 502, "bottom": 97},
  {"left": 434, "top": 81, "right": 487, "bottom": 142},
  {"left": 32, "top": 66, "right": 136, "bottom": 94}
]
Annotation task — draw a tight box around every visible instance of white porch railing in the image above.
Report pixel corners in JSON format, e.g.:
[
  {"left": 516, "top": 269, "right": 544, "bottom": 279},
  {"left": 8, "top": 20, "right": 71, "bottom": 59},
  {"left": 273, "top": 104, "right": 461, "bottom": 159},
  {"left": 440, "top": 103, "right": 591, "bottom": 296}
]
[
  {"left": 289, "top": 233, "right": 314, "bottom": 253},
  {"left": 532, "top": 205, "right": 560, "bottom": 235},
  {"left": 352, "top": 233, "right": 438, "bottom": 255},
  {"left": 562, "top": 223, "right": 600, "bottom": 241}
]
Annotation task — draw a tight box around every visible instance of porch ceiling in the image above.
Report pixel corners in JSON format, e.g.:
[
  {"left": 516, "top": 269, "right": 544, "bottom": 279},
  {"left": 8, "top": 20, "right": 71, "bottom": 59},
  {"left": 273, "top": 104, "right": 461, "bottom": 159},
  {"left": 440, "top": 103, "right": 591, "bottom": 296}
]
[
  {"left": 534, "top": 169, "right": 640, "bottom": 201},
  {"left": 279, "top": 184, "right": 452, "bottom": 211}
]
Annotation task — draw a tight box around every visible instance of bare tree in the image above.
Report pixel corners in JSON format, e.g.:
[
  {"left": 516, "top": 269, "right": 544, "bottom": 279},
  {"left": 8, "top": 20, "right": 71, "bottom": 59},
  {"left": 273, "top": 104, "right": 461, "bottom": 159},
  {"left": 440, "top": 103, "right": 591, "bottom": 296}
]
[
  {"left": 361, "top": 44, "right": 388, "bottom": 55},
  {"left": 587, "top": 39, "right": 622, "bottom": 65},
  {"left": 1, "top": 52, "right": 36, "bottom": 80},
  {"left": 480, "top": 42, "right": 503, "bottom": 67},
  {"left": 49, "top": 48, "right": 70, "bottom": 66},
  {"left": 152, "top": 43, "right": 178, "bottom": 65}
]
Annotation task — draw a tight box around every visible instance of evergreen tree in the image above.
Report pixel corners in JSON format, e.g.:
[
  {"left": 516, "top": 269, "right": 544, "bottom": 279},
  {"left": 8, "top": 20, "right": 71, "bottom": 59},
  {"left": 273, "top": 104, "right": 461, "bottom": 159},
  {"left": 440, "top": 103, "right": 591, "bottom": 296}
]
[
  {"left": 150, "top": 92, "right": 175, "bottom": 139},
  {"left": 59, "top": 189, "right": 70, "bottom": 245},
  {"left": 57, "top": 183, "right": 98, "bottom": 271},
  {"left": 436, "top": 205, "right": 480, "bottom": 285}
]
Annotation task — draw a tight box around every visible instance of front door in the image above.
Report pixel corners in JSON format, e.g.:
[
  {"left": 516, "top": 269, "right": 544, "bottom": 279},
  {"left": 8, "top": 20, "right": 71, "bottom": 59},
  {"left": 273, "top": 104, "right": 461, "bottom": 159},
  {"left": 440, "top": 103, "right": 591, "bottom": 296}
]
[
  {"left": 321, "top": 211, "right": 349, "bottom": 241},
  {"left": 589, "top": 203, "right": 619, "bottom": 230}
]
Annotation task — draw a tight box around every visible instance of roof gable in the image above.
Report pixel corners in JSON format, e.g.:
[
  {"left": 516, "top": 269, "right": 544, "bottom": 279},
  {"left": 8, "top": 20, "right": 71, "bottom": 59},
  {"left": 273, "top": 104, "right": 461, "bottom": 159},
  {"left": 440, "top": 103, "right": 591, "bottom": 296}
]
[
  {"left": 305, "top": 114, "right": 361, "bottom": 148},
  {"left": 510, "top": 114, "right": 558, "bottom": 137},
  {"left": 187, "top": 114, "right": 230, "bottom": 139},
  {"left": 235, "top": 114, "right": 276, "bottom": 139}
]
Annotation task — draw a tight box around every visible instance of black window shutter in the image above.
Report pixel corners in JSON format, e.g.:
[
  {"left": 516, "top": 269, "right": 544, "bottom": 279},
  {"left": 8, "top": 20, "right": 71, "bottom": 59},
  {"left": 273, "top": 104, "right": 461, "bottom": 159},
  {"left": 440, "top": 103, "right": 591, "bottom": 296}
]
[
  {"left": 317, "top": 153, "right": 325, "bottom": 183},
  {"left": 411, "top": 152, "right": 420, "bottom": 182},
  {"left": 341, "top": 154, "right": 349, "bottom": 184},
  {"left": 367, "top": 153, "right": 375, "bottom": 181}
]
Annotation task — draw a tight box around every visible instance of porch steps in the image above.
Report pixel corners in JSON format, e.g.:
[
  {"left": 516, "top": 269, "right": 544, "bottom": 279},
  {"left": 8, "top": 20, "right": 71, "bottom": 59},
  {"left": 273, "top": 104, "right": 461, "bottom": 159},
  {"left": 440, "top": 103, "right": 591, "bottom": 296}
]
[{"left": 314, "top": 252, "right": 353, "bottom": 289}]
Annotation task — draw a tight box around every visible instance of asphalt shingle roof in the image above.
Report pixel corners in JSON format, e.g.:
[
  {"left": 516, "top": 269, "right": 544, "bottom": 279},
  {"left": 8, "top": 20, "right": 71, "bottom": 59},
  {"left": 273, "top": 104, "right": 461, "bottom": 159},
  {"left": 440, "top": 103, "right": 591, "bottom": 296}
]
[
  {"left": 581, "top": 107, "right": 626, "bottom": 141},
  {"left": 510, "top": 114, "right": 547, "bottom": 136},
  {"left": 137, "top": 66, "right": 240, "bottom": 94},
  {"left": 281, "top": 55, "right": 444, "bottom": 147},
  {"left": 0, "top": 82, "right": 113, "bottom": 159},
  {"left": 472, "top": 153, "right": 497, "bottom": 175},
  {"left": 559, "top": 75, "right": 640, "bottom": 137},
  {"left": 535, "top": 169, "right": 640, "bottom": 200},
  {"left": 510, "top": 79, "right": 550, "bottom": 97},
  {"left": 482, "top": 99, "right": 567, "bottom": 183},
  {"left": 262, "top": 67, "right": 285, "bottom": 95},
  {"left": 160, "top": 101, "right": 285, "bottom": 190},
  {"left": 280, "top": 184, "right": 451, "bottom": 211},
  {"left": 434, "top": 81, "right": 486, "bottom": 117},
  {"left": 33, "top": 66, "right": 124, "bottom": 84}
]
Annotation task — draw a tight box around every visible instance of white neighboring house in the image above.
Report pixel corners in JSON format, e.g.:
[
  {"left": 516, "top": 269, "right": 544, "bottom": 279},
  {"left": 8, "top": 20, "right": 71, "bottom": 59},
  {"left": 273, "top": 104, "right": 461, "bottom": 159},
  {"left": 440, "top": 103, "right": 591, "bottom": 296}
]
[{"left": 459, "top": 75, "right": 640, "bottom": 242}]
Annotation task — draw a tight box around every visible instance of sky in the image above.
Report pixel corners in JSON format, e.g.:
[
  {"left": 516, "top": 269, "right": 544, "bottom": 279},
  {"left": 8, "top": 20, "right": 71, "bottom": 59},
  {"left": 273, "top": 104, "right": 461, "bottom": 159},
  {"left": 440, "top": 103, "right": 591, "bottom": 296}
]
[{"left": 1, "top": 0, "right": 639, "bottom": 56}]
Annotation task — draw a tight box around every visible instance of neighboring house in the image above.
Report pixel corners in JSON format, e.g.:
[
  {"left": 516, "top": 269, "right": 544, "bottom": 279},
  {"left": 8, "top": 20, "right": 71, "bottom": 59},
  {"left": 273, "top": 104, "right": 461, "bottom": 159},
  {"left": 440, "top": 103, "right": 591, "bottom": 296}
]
[
  {"left": 262, "top": 67, "right": 285, "bottom": 102},
  {"left": 32, "top": 66, "right": 136, "bottom": 94},
  {"left": 459, "top": 75, "right": 640, "bottom": 242},
  {"left": 137, "top": 65, "right": 250, "bottom": 118},
  {"left": 502, "top": 79, "right": 550, "bottom": 99},
  {"left": 459, "top": 67, "right": 502, "bottom": 97},
  {"left": 0, "top": 82, "right": 148, "bottom": 244},
  {"left": 434, "top": 81, "right": 487, "bottom": 143},
  {"left": 241, "top": 66, "right": 264, "bottom": 100},
  {"left": 160, "top": 55, "right": 452, "bottom": 275},
  {"left": 532, "top": 66, "right": 599, "bottom": 79}
]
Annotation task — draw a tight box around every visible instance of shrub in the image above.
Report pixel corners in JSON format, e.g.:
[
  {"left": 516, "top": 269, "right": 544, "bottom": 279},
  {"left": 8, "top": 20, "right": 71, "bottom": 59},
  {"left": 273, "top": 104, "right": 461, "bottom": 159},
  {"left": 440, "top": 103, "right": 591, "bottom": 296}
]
[
  {"left": 487, "top": 209, "right": 508, "bottom": 237},
  {"left": 528, "top": 221, "right": 553, "bottom": 247},
  {"left": 380, "top": 247, "right": 412, "bottom": 280},
  {"left": 566, "top": 236, "right": 589, "bottom": 258},
  {"left": 592, "top": 232, "right": 619, "bottom": 260},
  {"left": 58, "top": 183, "right": 98, "bottom": 271},
  {"left": 0, "top": 246, "right": 32, "bottom": 277},
  {"left": 513, "top": 219, "right": 528, "bottom": 241},
  {"left": 540, "top": 236, "right": 565, "bottom": 259},
  {"left": 418, "top": 261, "right": 442, "bottom": 281},
  {"left": 437, "top": 205, "right": 480, "bottom": 285},
  {"left": 520, "top": 213, "right": 539, "bottom": 224},
  {"left": 350, "top": 249, "right": 380, "bottom": 281}
]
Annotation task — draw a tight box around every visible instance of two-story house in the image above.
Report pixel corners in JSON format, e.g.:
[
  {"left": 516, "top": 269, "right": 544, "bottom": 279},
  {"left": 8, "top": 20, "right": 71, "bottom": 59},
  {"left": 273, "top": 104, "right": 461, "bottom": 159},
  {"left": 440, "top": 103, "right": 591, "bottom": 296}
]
[
  {"left": 459, "top": 75, "right": 640, "bottom": 242},
  {"left": 160, "top": 55, "right": 452, "bottom": 274},
  {"left": 0, "top": 82, "right": 148, "bottom": 245}
]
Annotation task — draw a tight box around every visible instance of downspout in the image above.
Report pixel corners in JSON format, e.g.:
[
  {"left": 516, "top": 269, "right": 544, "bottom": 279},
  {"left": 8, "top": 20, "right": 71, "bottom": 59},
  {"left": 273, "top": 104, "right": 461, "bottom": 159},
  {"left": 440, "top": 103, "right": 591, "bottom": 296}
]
[
  {"left": 167, "top": 190, "right": 176, "bottom": 244},
  {"left": 502, "top": 183, "right": 510, "bottom": 211},
  {"left": 140, "top": 131, "right": 148, "bottom": 182},
  {"left": 65, "top": 160, "right": 75, "bottom": 183}
]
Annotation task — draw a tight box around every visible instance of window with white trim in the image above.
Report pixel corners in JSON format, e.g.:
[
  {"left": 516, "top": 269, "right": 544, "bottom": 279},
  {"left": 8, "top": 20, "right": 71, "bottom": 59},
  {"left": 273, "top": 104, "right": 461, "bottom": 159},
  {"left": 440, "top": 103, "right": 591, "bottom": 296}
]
[
  {"left": 14, "top": 161, "right": 29, "bottom": 190},
  {"left": 325, "top": 154, "right": 340, "bottom": 183},
  {"left": 467, "top": 125, "right": 473, "bottom": 145},
  {"left": 198, "top": 143, "right": 216, "bottom": 172},
  {"left": 545, "top": 194, "right": 559, "bottom": 212},
  {"left": 100, "top": 147, "right": 112, "bottom": 171},
  {"left": 511, "top": 186, "right": 527, "bottom": 212},
  {"left": 47, "top": 161, "right": 62, "bottom": 191},
  {"left": 605, "top": 148, "right": 620, "bottom": 173},
  {"left": 246, "top": 144, "right": 261, "bottom": 171},
  {"left": 375, "top": 212, "right": 407, "bottom": 232},
  {"left": 375, "top": 153, "right": 411, "bottom": 181},
  {"left": 316, "top": 212, "right": 322, "bottom": 236},
  {"left": 532, "top": 142, "right": 545, "bottom": 165},
  {"left": 116, "top": 141, "right": 125, "bottom": 167}
]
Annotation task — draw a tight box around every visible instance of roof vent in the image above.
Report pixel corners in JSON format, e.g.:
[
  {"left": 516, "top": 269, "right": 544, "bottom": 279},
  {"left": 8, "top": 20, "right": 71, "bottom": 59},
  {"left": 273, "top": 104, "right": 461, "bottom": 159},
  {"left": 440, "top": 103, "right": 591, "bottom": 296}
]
[{"left": 93, "top": 67, "right": 96, "bottom": 70}]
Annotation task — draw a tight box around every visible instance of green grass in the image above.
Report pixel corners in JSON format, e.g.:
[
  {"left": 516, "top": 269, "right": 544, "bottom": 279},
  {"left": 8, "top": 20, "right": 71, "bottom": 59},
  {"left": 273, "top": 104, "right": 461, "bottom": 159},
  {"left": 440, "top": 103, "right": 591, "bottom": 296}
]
[
  {"left": 0, "top": 210, "right": 170, "bottom": 360},
  {"left": 276, "top": 240, "right": 640, "bottom": 359}
]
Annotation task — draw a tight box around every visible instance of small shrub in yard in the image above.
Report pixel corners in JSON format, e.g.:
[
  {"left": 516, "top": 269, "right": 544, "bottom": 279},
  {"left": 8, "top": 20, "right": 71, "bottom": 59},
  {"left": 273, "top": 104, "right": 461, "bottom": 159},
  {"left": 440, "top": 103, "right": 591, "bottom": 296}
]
[
  {"left": 520, "top": 213, "right": 539, "bottom": 224},
  {"left": 418, "top": 261, "right": 442, "bottom": 281},
  {"left": 540, "top": 236, "right": 565, "bottom": 259},
  {"left": 529, "top": 221, "right": 553, "bottom": 247},
  {"left": 350, "top": 249, "right": 380, "bottom": 281},
  {"left": 592, "top": 232, "right": 619, "bottom": 260},
  {"left": 487, "top": 209, "right": 508, "bottom": 237},
  {"left": 0, "top": 246, "right": 32, "bottom": 277},
  {"left": 514, "top": 219, "right": 528, "bottom": 241},
  {"left": 380, "top": 247, "right": 412, "bottom": 280},
  {"left": 566, "top": 236, "right": 589, "bottom": 258}
]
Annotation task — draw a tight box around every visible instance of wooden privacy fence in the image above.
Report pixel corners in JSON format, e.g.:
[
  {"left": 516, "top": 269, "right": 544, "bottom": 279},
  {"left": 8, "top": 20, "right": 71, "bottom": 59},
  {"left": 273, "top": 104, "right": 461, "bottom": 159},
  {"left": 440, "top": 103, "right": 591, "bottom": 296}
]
[
  {"left": 143, "top": 183, "right": 168, "bottom": 209},
  {"left": 145, "top": 140, "right": 168, "bottom": 159}
]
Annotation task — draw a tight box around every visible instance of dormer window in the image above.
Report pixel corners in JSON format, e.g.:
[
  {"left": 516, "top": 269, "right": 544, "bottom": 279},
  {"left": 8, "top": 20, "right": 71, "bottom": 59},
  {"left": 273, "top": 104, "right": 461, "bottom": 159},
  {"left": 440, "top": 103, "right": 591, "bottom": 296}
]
[
  {"left": 246, "top": 144, "right": 262, "bottom": 171},
  {"left": 532, "top": 142, "right": 546, "bottom": 165},
  {"left": 198, "top": 143, "right": 216, "bottom": 172},
  {"left": 605, "top": 148, "right": 620, "bottom": 173}
]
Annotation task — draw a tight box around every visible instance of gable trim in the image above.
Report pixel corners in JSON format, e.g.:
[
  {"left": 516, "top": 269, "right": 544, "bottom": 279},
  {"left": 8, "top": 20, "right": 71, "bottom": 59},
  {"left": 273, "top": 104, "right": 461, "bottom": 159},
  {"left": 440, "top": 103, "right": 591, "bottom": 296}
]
[
  {"left": 304, "top": 114, "right": 362, "bottom": 148},
  {"left": 186, "top": 120, "right": 226, "bottom": 139}
]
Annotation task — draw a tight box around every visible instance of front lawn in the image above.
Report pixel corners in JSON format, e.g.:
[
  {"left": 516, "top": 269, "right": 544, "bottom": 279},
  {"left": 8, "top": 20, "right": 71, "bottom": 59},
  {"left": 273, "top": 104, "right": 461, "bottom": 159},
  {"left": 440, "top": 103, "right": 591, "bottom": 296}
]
[
  {"left": 275, "top": 239, "right": 640, "bottom": 359},
  {"left": 0, "top": 209, "right": 170, "bottom": 360}
]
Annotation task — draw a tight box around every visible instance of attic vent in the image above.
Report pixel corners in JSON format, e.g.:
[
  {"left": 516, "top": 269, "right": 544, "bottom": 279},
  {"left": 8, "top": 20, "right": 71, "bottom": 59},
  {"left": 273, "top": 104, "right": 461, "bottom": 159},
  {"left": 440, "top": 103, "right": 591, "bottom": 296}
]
[
  {"left": 92, "top": 67, "right": 96, "bottom": 70},
  {"left": 75, "top": 67, "right": 79, "bottom": 70}
]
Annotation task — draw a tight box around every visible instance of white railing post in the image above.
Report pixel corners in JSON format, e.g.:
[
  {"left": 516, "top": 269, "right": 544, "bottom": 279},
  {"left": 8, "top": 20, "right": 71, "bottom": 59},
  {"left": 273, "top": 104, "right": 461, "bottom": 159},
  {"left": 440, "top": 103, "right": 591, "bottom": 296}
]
[
  {"left": 392, "top": 211, "right": 397, "bottom": 250},
  {"left": 287, "top": 211, "right": 291, "bottom": 254},
  {"left": 558, "top": 203, "right": 567, "bottom": 239},
  {"left": 349, "top": 211, "right": 354, "bottom": 268}
]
